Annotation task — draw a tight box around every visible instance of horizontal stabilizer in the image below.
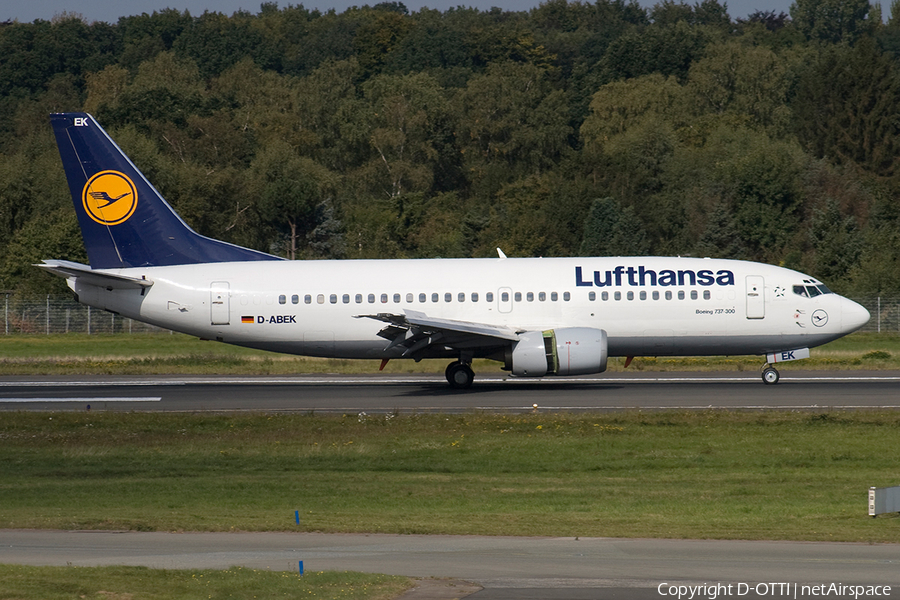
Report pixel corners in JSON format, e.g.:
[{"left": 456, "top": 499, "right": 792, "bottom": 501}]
[{"left": 36, "top": 260, "right": 153, "bottom": 290}]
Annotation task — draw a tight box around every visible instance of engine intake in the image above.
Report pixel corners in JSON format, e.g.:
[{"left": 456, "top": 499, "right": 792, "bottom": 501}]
[{"left": 506, "top": 327, "right": 608, "bottom": 377}]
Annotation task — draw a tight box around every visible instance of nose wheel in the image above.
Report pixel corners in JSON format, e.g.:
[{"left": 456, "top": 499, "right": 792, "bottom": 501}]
[
  {"left": 445, "top": 361, "right": 475, "bottom": 389},
  {"left": 761, "top": 365, "right": 780, "bottom": 385}
]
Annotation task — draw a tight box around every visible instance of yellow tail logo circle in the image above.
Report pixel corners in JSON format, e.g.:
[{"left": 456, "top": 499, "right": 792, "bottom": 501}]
[{"left": 82, "top": 171, "right": 138, "bottom": 225}]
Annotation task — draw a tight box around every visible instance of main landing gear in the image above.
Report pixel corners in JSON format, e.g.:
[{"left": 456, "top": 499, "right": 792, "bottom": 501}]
[
  {"left": 761, "top": 364, "right": 780, "bottom": 385},
  {"left": 445, "top": 361, "right": 475, "bottom": 389}
]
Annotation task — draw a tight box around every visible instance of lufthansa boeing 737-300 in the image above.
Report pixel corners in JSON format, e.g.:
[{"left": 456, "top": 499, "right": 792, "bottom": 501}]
[{"left": 38, "top": 113, "right": 871, "bottom": 388}]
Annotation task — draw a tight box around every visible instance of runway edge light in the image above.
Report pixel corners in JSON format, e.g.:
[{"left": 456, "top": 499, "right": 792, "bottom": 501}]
[{"left": 299, "top": 560, "right": 304, "bottom": 575}]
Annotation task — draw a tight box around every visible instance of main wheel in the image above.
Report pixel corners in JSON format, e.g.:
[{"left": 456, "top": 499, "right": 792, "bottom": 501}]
[
  {"left": 762, "top": 366, "right": 780, "bottom": 385},
  {"left": 446, "top": 362, "right": 475, "bottom": 389}
]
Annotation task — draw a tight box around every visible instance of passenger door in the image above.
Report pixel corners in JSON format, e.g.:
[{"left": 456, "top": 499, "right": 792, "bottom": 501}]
[
  {"left": 210, "top": 281, "right": 230, "bottom": 325},
  {"left": 746, "top": 276, "right": 765, "bottom": 319}
]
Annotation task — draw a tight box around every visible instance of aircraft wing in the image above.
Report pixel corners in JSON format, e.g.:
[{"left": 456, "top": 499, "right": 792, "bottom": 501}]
[
  {"left": 36, "top": 260, "right": 153, "bottom": 290},
  {"left": 355, "top": 309, "right": 520, "bottom": 359}
]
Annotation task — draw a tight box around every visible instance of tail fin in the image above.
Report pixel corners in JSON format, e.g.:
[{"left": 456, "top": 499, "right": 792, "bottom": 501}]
[{"left": 51, "top": 113, "right": 281, "bottom": 269}]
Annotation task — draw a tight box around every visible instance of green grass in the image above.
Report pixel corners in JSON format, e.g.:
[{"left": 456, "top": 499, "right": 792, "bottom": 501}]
[
  {"left": 2, "top": 411, "right": 899, "bottom": 542},
  {"left": 0, "top": 332, "right": 899, "bottom": 375},
  {"left": 0, "top": 564, "right": 410, "bottom": 600}
]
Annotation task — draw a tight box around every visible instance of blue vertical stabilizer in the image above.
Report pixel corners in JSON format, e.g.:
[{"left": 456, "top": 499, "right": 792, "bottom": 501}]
[{"left": 51, "top": 113, "right": 281, "bottom": 268}]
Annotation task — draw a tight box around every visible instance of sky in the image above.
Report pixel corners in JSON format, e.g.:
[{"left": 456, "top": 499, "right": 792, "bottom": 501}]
[{"left": 4, "top": 0, "right": 796, "bottom": 25}]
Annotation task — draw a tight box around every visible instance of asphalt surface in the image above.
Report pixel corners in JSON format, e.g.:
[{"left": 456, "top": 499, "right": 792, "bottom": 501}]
[
  {"left": 1, "top": 371, "right": 899, "bottom": 412},
  {"left": 4, "top": 372, "right": 900, "bottom": 599},
  {"left": 2, "top": 531, "right": 899, "bottom": 599}
]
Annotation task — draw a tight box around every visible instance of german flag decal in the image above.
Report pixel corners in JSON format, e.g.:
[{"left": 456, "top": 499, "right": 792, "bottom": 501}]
[{"left": 241, "top": 316, "right": 254, "bottom": 324}]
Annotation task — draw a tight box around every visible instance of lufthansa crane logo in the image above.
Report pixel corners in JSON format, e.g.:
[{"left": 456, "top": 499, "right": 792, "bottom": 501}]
[
  {"left": 812, "top": 309, "right": 828, "bottom": 327},
  {"left": 82, "top": 171, "right": 137, "bottom": 226}
]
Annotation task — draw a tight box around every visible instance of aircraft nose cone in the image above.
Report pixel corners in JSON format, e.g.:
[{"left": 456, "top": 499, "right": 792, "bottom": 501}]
[{"left": 841, "top": 297, "right": 870, "bottom": 333}]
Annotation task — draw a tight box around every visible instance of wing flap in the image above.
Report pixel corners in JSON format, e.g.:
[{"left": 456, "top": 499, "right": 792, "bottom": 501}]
[
  {"left": 37, "top": 260, "right": 153, "bottom": 290},
  {"left": 355, "top": 309, "right": 519, "bottom": 359}
]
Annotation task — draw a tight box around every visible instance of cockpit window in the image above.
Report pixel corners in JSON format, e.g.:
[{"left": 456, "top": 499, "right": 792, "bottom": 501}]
[{"left": 794, "top": 283, "right": 833, "bottom": 298}]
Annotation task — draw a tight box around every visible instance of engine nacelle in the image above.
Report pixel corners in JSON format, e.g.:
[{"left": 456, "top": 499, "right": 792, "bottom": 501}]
[{"left": 507, "top": 327, "right": 608, "bottom": 377}]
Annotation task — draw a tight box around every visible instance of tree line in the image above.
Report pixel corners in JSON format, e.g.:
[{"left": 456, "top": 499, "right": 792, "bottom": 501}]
[{"left": 2, "top": 0, "right": 900, "bottom": 295}]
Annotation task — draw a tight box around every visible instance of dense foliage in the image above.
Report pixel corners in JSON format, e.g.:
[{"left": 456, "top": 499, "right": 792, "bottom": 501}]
[{"left": 2, "top": 0, "right": 899, "bottom": 294}]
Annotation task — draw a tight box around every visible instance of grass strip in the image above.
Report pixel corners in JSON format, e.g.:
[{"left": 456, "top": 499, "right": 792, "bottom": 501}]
[
  {"left": 0, "top": 332, "right": 899, "bottom": 375},
  {"left": 0, "top": 564, "right": 410, "bottom": 600},
  {"left": 1, "top": 411, "right": 899, "bottom": 542}
]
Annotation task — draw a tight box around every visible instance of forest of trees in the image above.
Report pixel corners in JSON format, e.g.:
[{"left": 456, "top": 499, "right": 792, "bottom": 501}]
[{"left": 2, "top": 0, "right": 900, "bottom": 295}]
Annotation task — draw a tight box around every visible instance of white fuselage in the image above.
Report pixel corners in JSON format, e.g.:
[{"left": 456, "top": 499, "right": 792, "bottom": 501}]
[{"left": 69, "top": 256, "right": 870, "bottom": 361}]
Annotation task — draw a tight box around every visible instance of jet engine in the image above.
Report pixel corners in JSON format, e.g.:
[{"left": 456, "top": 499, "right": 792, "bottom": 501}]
[{"left": 505, "top": 327, "right": 608, "bottom": 377}]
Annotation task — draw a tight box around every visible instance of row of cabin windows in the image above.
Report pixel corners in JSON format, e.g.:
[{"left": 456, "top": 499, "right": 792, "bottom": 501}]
[
  {"left": 275, "top": 289, "right": 714, "bottom": 305},
  {"left": 277, "top": 291, "right": 574, "bottom": 305},
  {"left": 588, "top": 289, "right": 712, "bottom": 301}
]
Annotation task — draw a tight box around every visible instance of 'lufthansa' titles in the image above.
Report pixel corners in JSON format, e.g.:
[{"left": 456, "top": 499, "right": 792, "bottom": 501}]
[{"left": 575, "top": 266, "right": 735, "bottom": 287}]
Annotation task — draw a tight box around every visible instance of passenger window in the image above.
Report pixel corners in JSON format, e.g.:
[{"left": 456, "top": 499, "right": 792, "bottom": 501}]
[
  {"left": 342, "top": 294, "right": 350, "bottom": 304},
  {"left": 432, "top": 293, "right": 439, "bottom": 302},
  {"left": 393, "top": 293, "right": 401, "bottom": 303},
  {"left": 472, "top": 292, "right": 479, "bottom": 302},
  {"left": 406, "top": 293, "right": 414, "bottom": 303},
  {"left": 515, "top": 292, "right": 522, "bottom": 302},
  {"left": 602, "top": 291, "right": 608, "bottom": 301},
  {"left": 627, "top": 291, "right": 634, "bottom": 301},
  {"left": 330, "top": 294, "right": 338, "bottom": 304},
  {"left": 355, "top": 294, "right": 363, "bottom": 303},
  {"left": 458, "top": 292, "right": 466, "bottom": 302},
  {"left": 527, "top": 292, "right": 534, "bottom": 302},
  {"left": 652, "top": 291, "right": 659, "bottom": 300},
  {"left": 317, "top": 294, "right": 325, "bottom": 304},
  {"left": 678, "top": 291, "right": 685, "bottom": 300},
  {"left": 502, "top": 292, "right": 509, "bottom": 302},
  {"left": 368, "top": 293, "right": 375, "bottom": 304},
  {"left": 665, "top": 291, "right": 672, "bottom": 300},
  {"left": 703, "top": 290, "right": 711, "bottom": 300},
  {"left": 639, "top": 291, "right": 647, "bottom": 300},
  {"left": 445, "top": 292, "right": 452, "bottom": 302},
  {"left": 551, "top": 292, "right": 558, "bottom": 301},
  {"left": 419, "top": 293, "right": 426, "bottom": 303},
  {"left": 278, "top": 295, "right": 286, "bottom": 304},
  {"left": 691, "top": 290, "right": 698, "bottom": 300},
  {"left": 381, "top": 293, "right": 388, "bottom": 303},
  {"left": 589, "top": 291, "right": 596, "bottom": 301},
  {"left": 614, "top": 291, "right": 621, "bottom": 301},
  {"left": 486, "top": 292, "right": 494, "bottom": 302},
  {"left": 292, "top": 294, "right": 299, "bottom": 304},
  {"left": 563, "top": 291, "right": 570, "bottom": 301},
  {"left": 539, "top": 292, "right": 546, "bottom": 302},
  {"left": 305, "top": 295, "right": 312, "bottom": 304}
]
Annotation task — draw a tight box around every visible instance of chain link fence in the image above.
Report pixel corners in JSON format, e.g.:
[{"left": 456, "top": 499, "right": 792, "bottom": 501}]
[
  {"left": 1, "top": 294, "right": 170, "bottom": 335},
  {"left": 1, "top": 294, "right": 897, "bottom": 336}
]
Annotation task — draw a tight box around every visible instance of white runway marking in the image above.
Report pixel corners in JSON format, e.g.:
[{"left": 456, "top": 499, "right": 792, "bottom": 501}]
[
  {"left": 0, "top": 397, "right": 161, "bottom": 403},
  {"left": 1, "top": 374, "right": 899, "bottom": 387}
]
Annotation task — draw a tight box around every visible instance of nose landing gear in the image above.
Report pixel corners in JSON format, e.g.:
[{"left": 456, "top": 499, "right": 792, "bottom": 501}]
[{"left": 761, "top": 365, "right": 780, "bottom": 385}]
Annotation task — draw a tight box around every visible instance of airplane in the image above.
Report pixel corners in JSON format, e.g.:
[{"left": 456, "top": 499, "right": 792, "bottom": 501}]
[{"left": 39, "top": 113, "right": 870, "bottom": 388}]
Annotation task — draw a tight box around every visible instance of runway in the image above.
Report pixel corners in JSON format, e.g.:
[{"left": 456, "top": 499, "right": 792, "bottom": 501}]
[
  {"left": 1, "top": 371, "right": 900, "bottom": 412},
  {"left": 3, "top": 372, "right": 900, "bottom": 598}
]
